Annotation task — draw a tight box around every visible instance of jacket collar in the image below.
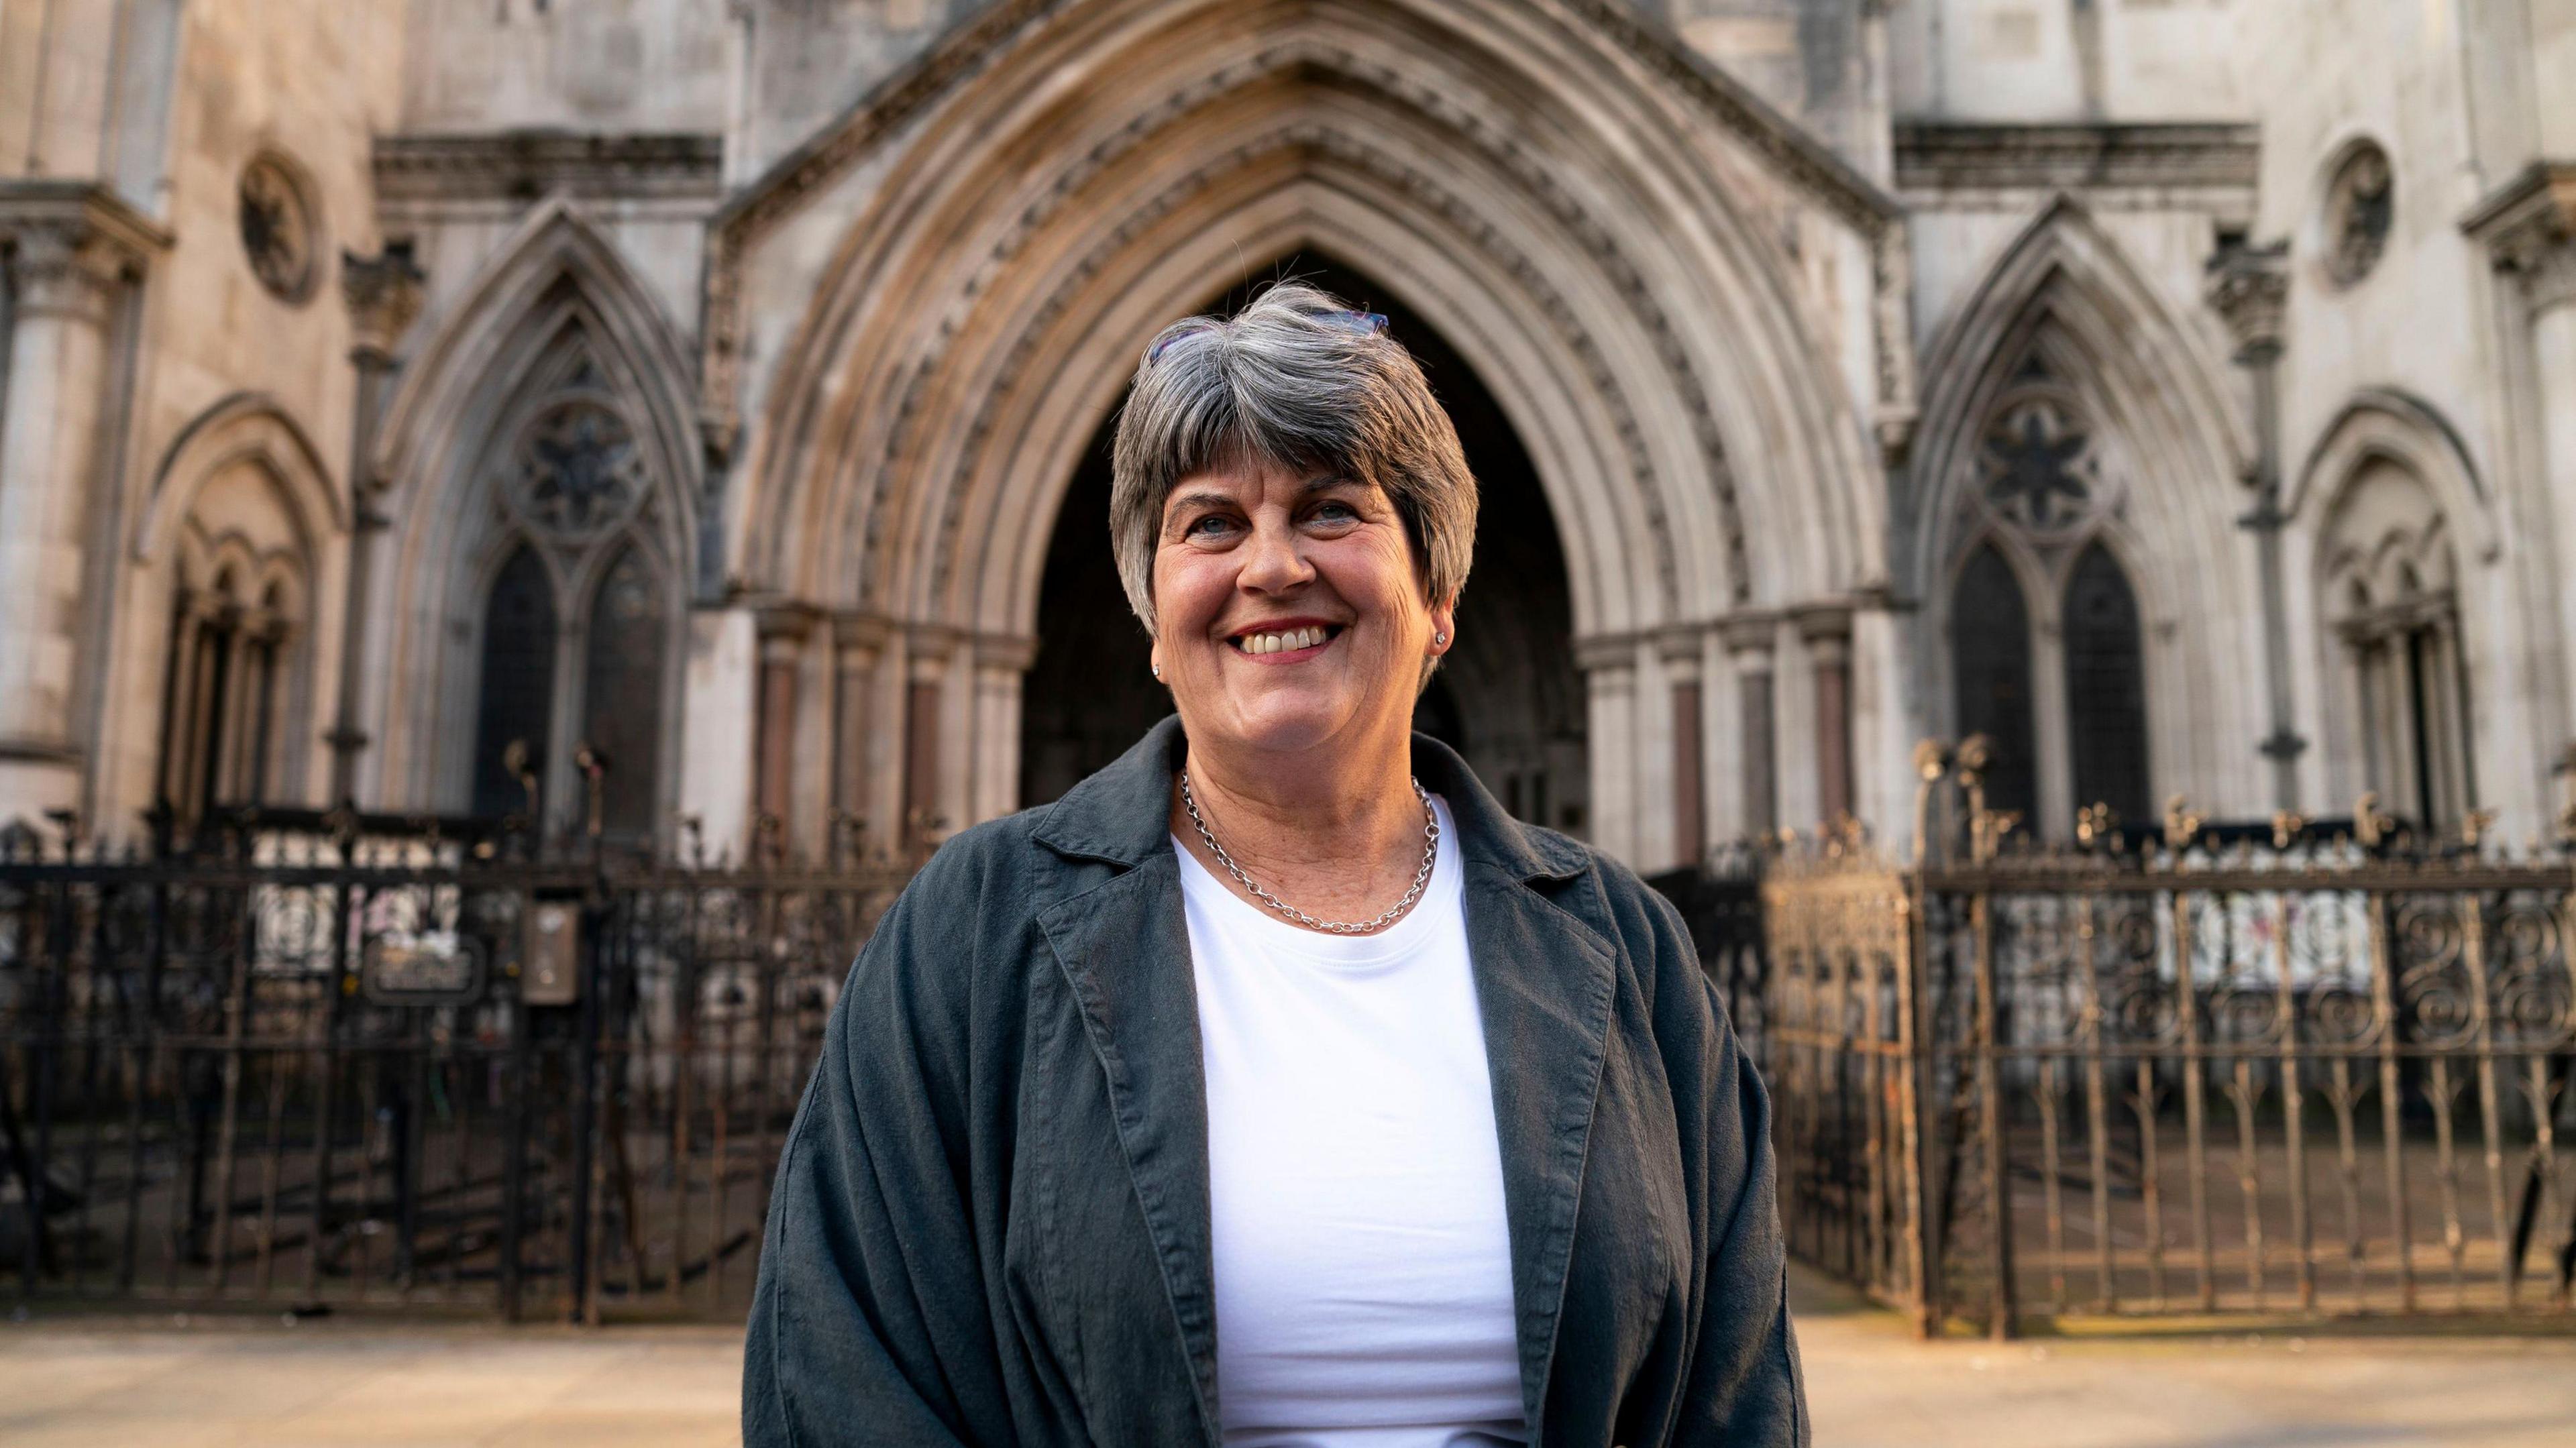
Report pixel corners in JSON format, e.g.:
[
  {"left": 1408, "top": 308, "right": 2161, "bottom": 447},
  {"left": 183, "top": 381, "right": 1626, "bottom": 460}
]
[
  {"left": 1031, "top": 712, "right": 1591, "bottom": 883},
  {"left": 1032, "top": 714, "right": 1616, "bottom": 1441}
]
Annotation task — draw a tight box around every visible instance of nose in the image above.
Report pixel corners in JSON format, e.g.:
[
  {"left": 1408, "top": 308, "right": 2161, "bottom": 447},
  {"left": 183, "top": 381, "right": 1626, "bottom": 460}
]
[{"left": 1236, "top": 512, "right": 1314, "bottom": 595}]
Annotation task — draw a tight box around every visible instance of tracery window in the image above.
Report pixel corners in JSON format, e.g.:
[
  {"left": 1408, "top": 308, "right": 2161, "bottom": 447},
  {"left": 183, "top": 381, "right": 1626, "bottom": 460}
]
[
  {"left": 2319, "top": 461, "right": 2471, "bottom": 831},
  {"left": 1951, "top": 544, "right": 2038, "bottom": 825},
  {"left": 160, "top": 570, "right": 293, "bottom": 821},
  {"left": 470, "top": 546, "right": 557, "bottom": 819},
  {"left": 466, "top": 339, "right": 672, "bottom": 843},
  {"left": 1943, "top": 352, "right": 2151, "bottom": 838},
  {"left": 2063, "top": 543, "right": 2150, "bottom": 822},
  {"left": 157, "top": 463, "right": 312, "bottom": 826}
]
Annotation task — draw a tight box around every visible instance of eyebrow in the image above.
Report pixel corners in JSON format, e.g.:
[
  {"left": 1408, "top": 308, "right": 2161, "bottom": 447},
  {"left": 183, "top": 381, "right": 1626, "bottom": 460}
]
[{"left": 1166, "top": 474, "right": 1358, "bottom": 516}]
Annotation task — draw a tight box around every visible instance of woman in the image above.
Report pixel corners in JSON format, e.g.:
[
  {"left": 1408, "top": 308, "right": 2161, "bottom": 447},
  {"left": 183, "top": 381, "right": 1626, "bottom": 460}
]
[{"left": 743, "top": 284, "right": 1804, "bottom": 1447}]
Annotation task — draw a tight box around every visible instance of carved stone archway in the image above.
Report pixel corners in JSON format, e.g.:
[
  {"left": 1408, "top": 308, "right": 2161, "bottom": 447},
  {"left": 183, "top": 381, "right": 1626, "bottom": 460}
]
[
  {"left": 712, "top": 0, "right": 1902, "bottom": 864},
  {"left": 1909, "top": 199, "right": 2263, "bottom": 832}
]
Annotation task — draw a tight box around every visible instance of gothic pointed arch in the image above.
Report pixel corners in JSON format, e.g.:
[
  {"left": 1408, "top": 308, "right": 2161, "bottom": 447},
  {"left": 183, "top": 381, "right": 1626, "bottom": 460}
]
[
  {"left": 714, "top": 0, "right": 1902, "bottom": 638},
  {"left": 1909, "top": 197, "right": 2259, "bottom": 828},
  {"left": 95, "top": 394, "right": 345, "bottom": 830},
  {"left": 369, "top": 199, "right": 697, "bottom": 830},
  {"left": 2292, "top": 390, "right": 2497, "bottom": 832}
]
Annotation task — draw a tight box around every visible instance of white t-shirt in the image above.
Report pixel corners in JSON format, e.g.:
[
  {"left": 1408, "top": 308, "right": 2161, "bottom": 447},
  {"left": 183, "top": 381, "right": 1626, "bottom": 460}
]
[{"left": 1174, "top": 794, "right": 1528, "bottom": 1448}]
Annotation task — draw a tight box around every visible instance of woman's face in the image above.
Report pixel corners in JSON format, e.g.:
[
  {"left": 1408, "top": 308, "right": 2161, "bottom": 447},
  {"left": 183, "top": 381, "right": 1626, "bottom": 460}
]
[{"left": 1149, "top": 456, "right": 1454, "bottom": 761}]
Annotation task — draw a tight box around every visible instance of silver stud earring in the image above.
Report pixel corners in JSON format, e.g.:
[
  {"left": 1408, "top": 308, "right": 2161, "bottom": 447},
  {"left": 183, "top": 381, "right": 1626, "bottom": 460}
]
[
  {"left": 1434, "top": 630, "right": 1446, "bottom": 646},
  {"left": 1150, "top": 662, "right": 1163, "bottom": 680}
]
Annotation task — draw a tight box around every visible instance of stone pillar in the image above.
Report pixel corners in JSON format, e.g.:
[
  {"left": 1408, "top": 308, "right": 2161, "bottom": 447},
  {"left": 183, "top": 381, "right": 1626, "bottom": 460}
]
[
  {"left": 0, "top": 190, "right": 159, "bottom": 823},
  {"left": 1573, "top": 633, "right": 1640, "bottom": 862},
  {"left": 1657, "top": 626, "right": 1707, "bottom": 869},
  {"left": 902, "top": 634, "right": 955, "bottom": 851},
  {"left": 1719, "top": 612, "right": 1778, "bottom": 841},
  {"left": 327, "top": 243, "right": 426, "bottom": 806},
  {"left": 830, "top": 616, "right": 886, "bottom": 852},
  {"left": 753, "top": 609, "right": 811, "bottom": 852},
  {"left": 1794, "top": 604, "right": 1855, "bottom": 826},
  {"left": 2467, "top": 163, "right": 2576, "bottom": 825},
  {"left": 2206, "top": 239, "right": 2301, "bottom": 810},
  {"left": 971, "top": 633, "right": 1038, "bottom": 826}
]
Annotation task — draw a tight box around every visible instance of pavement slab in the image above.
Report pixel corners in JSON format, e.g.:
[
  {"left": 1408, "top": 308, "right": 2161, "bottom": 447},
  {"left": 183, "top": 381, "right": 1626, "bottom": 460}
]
[{"left": 5, "top": 1271, "right": 2575, "bottom": 1446}]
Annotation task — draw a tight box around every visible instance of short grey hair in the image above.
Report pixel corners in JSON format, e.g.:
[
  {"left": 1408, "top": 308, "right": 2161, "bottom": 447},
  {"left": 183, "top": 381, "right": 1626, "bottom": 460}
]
[{"left": 1108, "top": 281, "right": 1478, "bottom": 634}]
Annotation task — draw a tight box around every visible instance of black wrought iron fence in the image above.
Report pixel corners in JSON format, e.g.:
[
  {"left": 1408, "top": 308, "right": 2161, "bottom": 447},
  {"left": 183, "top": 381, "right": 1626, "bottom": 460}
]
[
  {"left": 1762, "top": 746, "right": 2576, "bottom": 1337},
  {"left": 0, "top": 816, "right": 914, "bottom": 1322}
]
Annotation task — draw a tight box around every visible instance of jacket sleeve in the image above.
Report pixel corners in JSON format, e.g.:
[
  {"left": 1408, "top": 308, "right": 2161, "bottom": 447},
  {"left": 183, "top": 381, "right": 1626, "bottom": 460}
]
[
  {"left": 741, "top": 851, "right": 1008, "bottom": 1447},
  {"left": 1648, "top": 887, "right": 1809, "bottom": 1447}
]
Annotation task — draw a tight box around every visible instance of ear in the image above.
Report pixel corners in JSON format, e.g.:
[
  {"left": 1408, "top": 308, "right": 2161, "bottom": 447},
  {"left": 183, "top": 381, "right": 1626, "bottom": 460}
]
[{"left": 1427, "top": 595, "right": 1458, "bottom": 656}]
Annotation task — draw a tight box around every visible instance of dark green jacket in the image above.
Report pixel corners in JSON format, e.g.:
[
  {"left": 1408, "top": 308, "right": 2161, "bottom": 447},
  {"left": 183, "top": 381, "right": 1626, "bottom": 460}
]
[{"left": 743, "top": 716, "right": 1804, "bottom": 1446}]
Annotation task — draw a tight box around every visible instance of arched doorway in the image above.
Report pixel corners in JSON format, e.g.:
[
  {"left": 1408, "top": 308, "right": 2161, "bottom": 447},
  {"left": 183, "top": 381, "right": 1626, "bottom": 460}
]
[{"left": 1019, "top": 254, "right": 1586, "bottom": 831}]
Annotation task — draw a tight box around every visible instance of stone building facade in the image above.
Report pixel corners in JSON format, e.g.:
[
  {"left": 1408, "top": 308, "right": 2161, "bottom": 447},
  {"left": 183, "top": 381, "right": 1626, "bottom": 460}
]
[{"left": 2, "top": 0, "right": 2571, "bottom": 869}]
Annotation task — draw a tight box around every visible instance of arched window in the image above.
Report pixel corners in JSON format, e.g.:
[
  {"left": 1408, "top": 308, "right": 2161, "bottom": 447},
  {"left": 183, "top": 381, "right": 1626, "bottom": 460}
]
[
  {"left": 2063, "top": 543, "right": 2150, "bottom": 822},
  {"left": 2320, "top": 461, "right": 2471, "bottom": 830},
  {"left": 472, "top": 545, "right": 558, "bottom": 820},
  {"left": 459, "top": 333, "right": 676, "bottom": 841},
  {"left": 580, "top": 545, "right": 666, "bottom": 840},
  {"left": 1951, "top": 543, "right": 2038, "bottom": 824},
  {"left": 156, "top": 461, "right": 311, "bottom": 825}
]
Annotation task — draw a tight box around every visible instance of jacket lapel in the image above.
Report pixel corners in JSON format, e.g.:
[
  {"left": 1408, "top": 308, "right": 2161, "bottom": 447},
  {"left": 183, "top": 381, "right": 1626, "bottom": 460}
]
[
  {"left": 1038, "top": 854, "right": 1220, "bottom": 1444},
  {"left": 1030, "top": 716, "right": 1619, "bottom": 1445},
  {"left": 1032, "top": 718, "right": 1223, "bottom": 1444},
  {"left": 1420, "top": 748, "right": 1621, "bottom": 1439}
]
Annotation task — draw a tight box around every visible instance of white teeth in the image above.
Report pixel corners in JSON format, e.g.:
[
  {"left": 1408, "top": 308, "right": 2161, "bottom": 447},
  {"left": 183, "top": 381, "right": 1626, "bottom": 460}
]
[{"left": 1236, "top": 626, "right": 1329, "bottom": 655}]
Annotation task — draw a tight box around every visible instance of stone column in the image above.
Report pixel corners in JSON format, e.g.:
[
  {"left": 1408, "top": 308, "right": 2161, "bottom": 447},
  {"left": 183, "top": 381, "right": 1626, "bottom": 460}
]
[
  {"left": 1657, "top": 626, "right": 1707, "bottom": 869},
  {"left": 902, "top": 630, "right": 958, "bottom": 852},
  {"left": 327, "top": 243, "right": 426, "bottom": 806},
  {"left": 1572, "top": 633, "right": 1640, "bottom": 862},
  {"left": 2467, "top": 163, "right": 2576, "bottom": 822},
  {"left": 1719, "top": 612, "right": 1778, "bottom": 840},
  {"left": 0, "top": 190, "right": 159, "bottom": 822},
  {"left": 970, "top": 633, "right": 1038, "bottom": 826},
  {"left": 753, "top": 608, "right": 811, "bottom": 853},
  {"left": 830, "top": 616, "right": 886, "bottom": 854},
  {"left": 1794, "top": 603, "right": 1855, "bottom": 826},
  {"left": 2206, "top": 239, "right": 2301, "bottom": 810}
]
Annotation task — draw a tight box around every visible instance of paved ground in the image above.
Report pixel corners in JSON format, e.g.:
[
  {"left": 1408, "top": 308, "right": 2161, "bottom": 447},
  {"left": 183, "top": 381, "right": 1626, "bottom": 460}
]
[{"left": 4, "top": 1270, "right": 2574, "bottom": 1446}]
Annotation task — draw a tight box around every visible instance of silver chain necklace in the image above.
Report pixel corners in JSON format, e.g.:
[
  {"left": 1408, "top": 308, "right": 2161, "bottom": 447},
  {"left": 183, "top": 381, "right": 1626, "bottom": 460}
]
[{"left": 1178, "top": 771, "right": 1439, "bottom": 935}]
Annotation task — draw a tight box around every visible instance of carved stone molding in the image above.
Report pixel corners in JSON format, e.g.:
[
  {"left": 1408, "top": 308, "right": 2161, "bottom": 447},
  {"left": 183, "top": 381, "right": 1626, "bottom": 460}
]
[
  {"left": 372, "top": 131, "right": 724, "bottom": 204},
  {"left": 0, "top": 180, "right": 169, "bottom": 321},
  {"left": 342, "top": 242, "right": 428, "bottom": 361},
  {"left": 862, "top": 105, "right": 1703, "bottom": 622},
  {"left": 1570, "top": 630, "right": 1643, "bottom": 673},
  {"left": 2204, "top": 239, "right": 2289, "bottom": 363},
  {"left": 3, "top": 227, "right": 127, "bottom": 325},
  {"left": 1790, "top": 600, "right": 1854, "bottom": 647},
  {"left": 2464, "top": 160, "right": 2576, "bottom": 313},
  {"left": 712, "top": 1, "right": 1900, "bottom": 615},
  {"left": 1894, "top": 121, "right": 2261, "bottom": 200},
  {"left": 1717, "top": 609, "right": 1780, "bottom": 660}
]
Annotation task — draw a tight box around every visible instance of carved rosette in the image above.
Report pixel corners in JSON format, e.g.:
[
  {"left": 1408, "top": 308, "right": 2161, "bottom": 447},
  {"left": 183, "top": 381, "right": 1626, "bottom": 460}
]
[{"left": 2320, "top": 141, "right": 2393, "bottom": 288}]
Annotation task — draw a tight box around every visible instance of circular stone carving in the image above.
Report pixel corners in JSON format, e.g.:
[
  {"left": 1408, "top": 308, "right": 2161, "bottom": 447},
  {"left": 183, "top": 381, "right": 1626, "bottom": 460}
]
[
  {"left": 237, "top": 153, "right": 321, "bottom": 302},
  {"left": 1977, "top": 385, "right": 2102, "bottom": 536},
  {"left": 507, "top": 396, "right": 646, "bottom": 543},
  {"left": 2322, "top": 142, "right": 2394, "bottom": 288}
]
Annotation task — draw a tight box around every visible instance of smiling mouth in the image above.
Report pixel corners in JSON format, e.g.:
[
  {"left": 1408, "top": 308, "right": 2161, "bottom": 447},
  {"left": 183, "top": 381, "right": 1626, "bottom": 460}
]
[{"left": 1228, "top": 623, "right": 1343, "bottom": 657}]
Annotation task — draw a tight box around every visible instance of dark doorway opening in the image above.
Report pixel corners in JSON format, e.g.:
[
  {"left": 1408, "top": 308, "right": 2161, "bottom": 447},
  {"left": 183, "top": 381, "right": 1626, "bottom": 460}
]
[{"left": 1017, "top": 253, "right": 1587, "bottom": 834}]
